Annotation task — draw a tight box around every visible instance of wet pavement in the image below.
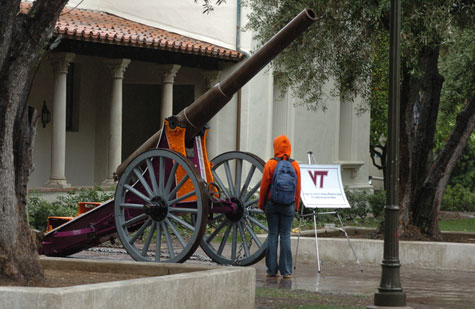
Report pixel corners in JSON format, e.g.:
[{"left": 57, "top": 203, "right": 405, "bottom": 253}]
[
  {"left": 252, "top": 259, "right": 475, "bottom": 308},
  {"left": 71, "top": 248, "right": 475, "bottom": 308}
]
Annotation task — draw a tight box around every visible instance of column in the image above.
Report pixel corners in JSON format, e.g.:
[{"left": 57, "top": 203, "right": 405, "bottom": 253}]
[
  {"left": 339, "top": 101, "right": 354, "bottom": 161},
  {"left": 45, "top": 52, "right": 75, "bottom": 188},
  {"left": 159, "top": 64, "right": 180, "bottom": 119},
  {"left": 102, "top": 58, "right": 131, "bottom": 186},
  {"left": 336, "top": 99, "right": 364, "bottom": 182}
]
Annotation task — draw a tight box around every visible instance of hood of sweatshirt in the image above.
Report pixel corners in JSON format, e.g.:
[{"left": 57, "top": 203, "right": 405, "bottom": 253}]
[{"left": 273, "top": 135, "right": 292, "bottom": 158}]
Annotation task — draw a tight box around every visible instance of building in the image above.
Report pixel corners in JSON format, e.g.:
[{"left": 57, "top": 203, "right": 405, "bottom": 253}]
[{"left": 24, "top": 0, "right": 372, "bottom": 194}]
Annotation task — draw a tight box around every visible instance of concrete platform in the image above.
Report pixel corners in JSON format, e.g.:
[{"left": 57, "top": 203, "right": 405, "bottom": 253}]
[{"left": 0, "top": 258, "right": 255, "bottom": 309}]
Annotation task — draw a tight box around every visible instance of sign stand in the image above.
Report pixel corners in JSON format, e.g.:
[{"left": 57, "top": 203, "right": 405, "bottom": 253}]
[{"left": 293, "top": 152, "right": 363, "bottom": 273}]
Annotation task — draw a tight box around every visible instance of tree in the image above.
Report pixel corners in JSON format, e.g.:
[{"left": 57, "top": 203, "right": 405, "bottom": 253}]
[
  {"left": 0, "top": 0, "right": 222, "bottom": 283},
  {"left": 370, "top": 11, "right": 475, "bottom": 196},
  {"left": 0, "top": 0, "right": 70, "bottom": 283},
  {"left": 245, "top": 0, "right": 475, "bottom": 239},
  {"left": 436, "top": 25, "right": 475, "bottom": 193}
]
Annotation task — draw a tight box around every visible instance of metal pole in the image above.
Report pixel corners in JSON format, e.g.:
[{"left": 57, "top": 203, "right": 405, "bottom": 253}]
[
  {"left": 336, "top": 213, "right": 363, "bottom": 272},
  {"left": 294, "top": 151, "right": 318, "bottom": 270},
  {"left": 374, "top": 0, "right": 406, "bottom": 306},
  {"left": 293, "top": 205, "right": 304, "bottom": 270},
  {"left": 313, "top": 210, "right": 321, "bottom": 273}
]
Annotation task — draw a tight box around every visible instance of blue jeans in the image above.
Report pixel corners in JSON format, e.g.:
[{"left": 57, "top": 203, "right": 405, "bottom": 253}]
[{"left": 265, "top": 200, "right": 295, "bottom": 276}]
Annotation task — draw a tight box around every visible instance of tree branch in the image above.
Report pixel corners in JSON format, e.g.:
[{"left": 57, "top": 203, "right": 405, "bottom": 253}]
[
  {"left": 426, "top": 92, "right": 475, "bottom": 187},
  {"left": 17, "top": 0, "right": 68, "bottom": 52},
  {"left": 0, "top": 0, "right": 21, "bottom": 69},
  {"left": 370, "top": 144, "right": 385, "bottom": 170}
]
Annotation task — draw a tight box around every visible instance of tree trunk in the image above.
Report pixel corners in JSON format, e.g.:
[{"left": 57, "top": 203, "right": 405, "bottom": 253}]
[
  {"left": 413, "top": 93, "right": 475, "bottom": 235},
  {"left": 0, "top": 0, "right": 68, "bottom": 282},
  {"left": 0, "top": 103, "right": 43, "bottom": 282},
  {"left": 398, "top": 45, "right": 475, "bottom": 239}
]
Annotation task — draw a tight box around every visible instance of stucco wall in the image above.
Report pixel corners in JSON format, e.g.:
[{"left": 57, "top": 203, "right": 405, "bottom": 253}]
[
  {"left": 68, "top": 0, "right": 242, "bottom": 51},
  {"left": 65, "top": 56, "right": 98, "bottom": 186},
  {"left": 28, "top": 55, "right": 99, "bottom": 188},
  {"left": 28, "top": 59, "right": 54, "bottom": 188}
]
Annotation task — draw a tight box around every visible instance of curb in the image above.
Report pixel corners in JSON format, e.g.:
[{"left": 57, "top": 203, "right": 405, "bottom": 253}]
[
  {"left": 290, "top": 236, "right": 475, "bottom": 271},
  {"left": 0, "top": 258, "right": 255, "bottom": 309}
]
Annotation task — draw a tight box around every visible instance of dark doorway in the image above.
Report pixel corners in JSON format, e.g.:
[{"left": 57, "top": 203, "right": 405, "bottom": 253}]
[
  {"left": 122, "top": 84, "right": 162, "bottom": 159},
  {"left": 173, "top": 85, "right": 195, "bottom": 115},
  {"left": 122, "top": 84, "right": 195, "bottom": 159}
]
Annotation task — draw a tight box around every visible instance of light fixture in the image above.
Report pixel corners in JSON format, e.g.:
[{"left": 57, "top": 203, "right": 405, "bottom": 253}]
[{"left": 41, "top": 100, "right": 51, "bottom": 128}]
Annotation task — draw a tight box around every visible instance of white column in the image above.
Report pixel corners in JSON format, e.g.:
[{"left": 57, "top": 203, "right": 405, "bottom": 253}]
[
  {"left": 45, "top": 53, "right": 75, "bottom": 188},
  {"left": 159, "top": 64, "right": 180, "bottom": 119},
  {"left": 339, "top": 101, "right": 354, "bottom": 161},
  {"left": 102, "top": 58, "right": 131, "bottom": 187},
  {"left": 337, "top": 99, "right": 364, "bottom": 180}
]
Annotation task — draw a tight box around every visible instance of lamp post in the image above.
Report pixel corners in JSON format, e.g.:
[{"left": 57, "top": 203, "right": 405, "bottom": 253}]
[{"left": 373, "top": 0, "right": 407, "bottom": 306}]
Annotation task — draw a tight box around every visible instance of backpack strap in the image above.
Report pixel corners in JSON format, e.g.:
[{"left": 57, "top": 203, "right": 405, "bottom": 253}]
[{"left": 271, "top": 156, "right": 293, "bottom": 162}]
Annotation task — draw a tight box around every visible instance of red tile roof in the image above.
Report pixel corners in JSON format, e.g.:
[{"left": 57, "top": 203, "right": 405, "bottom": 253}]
[{"left": 20, "top": 2, "right": 243, "bottom": 61}]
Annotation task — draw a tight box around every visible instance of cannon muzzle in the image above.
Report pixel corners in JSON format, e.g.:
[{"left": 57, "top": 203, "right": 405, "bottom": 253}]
[{"left": 117, "top": 8, "right": 316, "bottom": 177}]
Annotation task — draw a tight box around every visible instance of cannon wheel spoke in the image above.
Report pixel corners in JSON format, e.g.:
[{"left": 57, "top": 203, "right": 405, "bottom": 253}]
[
  {"left": 201, "top": 151, "right": 268, "bottom": 266},
  {"left": 114, "top": 148, "right": 208, "bottom": 263}
]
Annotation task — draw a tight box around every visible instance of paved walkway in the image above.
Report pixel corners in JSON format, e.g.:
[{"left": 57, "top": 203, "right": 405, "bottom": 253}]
[
  {"left": 71, "top": 249, "right": 475, "bottom": 308},
  {"left": 252, "top": 259, "right": 475, "bottom": 308}
]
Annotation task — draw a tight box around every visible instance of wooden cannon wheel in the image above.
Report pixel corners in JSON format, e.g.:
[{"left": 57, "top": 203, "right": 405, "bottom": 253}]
[
  {"left": 201, "top": 151, "right": 268, "bottom": 266},
  {"left": 114, "top": 149, "right": 208, "bottom": 263}
]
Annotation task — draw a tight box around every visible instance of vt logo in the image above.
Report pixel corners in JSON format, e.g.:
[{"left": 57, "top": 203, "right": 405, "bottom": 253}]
[{"left": 308, "top": 170, "right": 328, "bottom": 188}]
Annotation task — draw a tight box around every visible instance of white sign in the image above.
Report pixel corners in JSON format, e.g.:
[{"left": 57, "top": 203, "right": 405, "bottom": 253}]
[{"left": 300, "top": 164, "right": 350, "bottom": 209}]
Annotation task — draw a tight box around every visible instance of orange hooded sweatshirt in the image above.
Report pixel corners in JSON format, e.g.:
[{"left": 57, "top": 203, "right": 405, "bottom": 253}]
[{"left": 258, "top": 135, "right": 301, "bottom": 211}]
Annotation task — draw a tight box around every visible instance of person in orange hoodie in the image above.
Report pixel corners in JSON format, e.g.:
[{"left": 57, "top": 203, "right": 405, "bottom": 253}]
[{"left": 259, "top": 135, "right": 301, "bottom": 278}]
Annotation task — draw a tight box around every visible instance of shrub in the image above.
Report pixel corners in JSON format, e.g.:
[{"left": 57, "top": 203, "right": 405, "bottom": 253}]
[
  {"left": 368, "top": 190, "right": 386, "bottom": 218},
  {"left": 27, "top": 187, "right": 114, "bottom": 231},
  {"left": 297, "top": 190, "right": 382, "bottom": 226},
  {"left": 27, "top": 194, "right": 77, "bottom": 231},
  {"left": 54, "top": 187, "right": 113, "bottom": 209},
  {"left": 340, "top": 189, "right": 370, "bottom": 221},
  {"left": 441, "top": 184, "right": 475, "bottom": 212}
]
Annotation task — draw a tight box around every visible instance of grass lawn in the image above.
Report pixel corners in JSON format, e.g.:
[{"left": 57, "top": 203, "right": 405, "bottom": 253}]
[
  {"left": 438, "top": 217, "right": 475, "bottom": 232},
  {"left": 294, "top": 215, "right": 475, "bottom": 233},
  {"left": 358, "top": 217, "right": 475, "bottom": 233}
]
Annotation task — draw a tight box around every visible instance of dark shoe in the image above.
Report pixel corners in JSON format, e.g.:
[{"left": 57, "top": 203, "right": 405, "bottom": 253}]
[{"left": 266, "top": 273, "right": 279, "bottom": 278}]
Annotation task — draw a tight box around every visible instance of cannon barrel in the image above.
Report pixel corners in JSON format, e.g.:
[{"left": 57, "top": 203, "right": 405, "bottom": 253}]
[
  {"left": 116, "top": 8, "right": 316, "bottom": 177},
  {"left": 176, "top": 8, "right": 316, "bottom": 140}
]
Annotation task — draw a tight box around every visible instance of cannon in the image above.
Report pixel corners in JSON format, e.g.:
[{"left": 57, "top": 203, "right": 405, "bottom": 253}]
[{"left": 39, "top": 8, "right": 316, "bottom": 266}]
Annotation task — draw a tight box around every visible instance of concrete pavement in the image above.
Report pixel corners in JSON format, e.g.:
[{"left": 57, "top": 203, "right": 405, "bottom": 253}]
[
  {"left": 252, "top": 260, "right": 475, "bottom": 308},
  {"left": 69, "top": 236, "right": 475, "bottom": 308}
]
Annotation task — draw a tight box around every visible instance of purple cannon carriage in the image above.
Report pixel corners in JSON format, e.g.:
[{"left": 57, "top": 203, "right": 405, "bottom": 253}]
[{"left": 39, "top": 9, "right": 316, "bottom": 266}]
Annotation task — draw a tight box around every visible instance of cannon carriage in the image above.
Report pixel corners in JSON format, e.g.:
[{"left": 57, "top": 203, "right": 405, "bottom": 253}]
[{"left": 39, "top": 9, "right": 316, "bottom": 265}]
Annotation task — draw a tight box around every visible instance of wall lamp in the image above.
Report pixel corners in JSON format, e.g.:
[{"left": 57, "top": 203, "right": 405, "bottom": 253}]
[{"left": 41, "top": 100, "right": 51, "bottom": 128}]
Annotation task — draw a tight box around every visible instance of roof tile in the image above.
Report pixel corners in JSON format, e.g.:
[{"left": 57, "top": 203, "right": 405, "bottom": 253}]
[{"left": 20, "top": 2, "right": 243, "bottom": 61}]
